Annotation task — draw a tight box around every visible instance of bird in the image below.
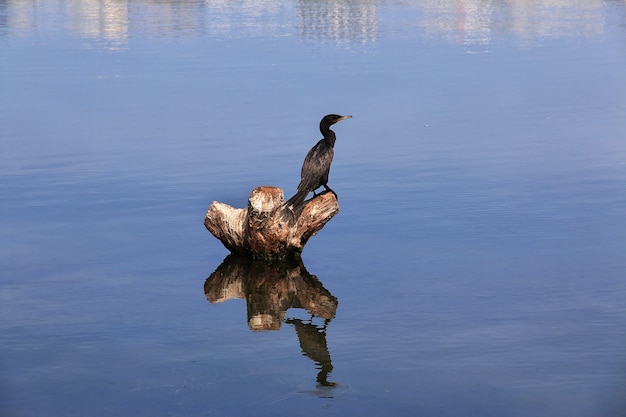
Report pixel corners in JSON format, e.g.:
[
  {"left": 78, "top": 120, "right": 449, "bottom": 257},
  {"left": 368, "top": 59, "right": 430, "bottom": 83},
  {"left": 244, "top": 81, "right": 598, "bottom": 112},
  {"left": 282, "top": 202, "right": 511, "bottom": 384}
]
[{"left": 284, "top": 114, "right": 352, "bottom": 215}]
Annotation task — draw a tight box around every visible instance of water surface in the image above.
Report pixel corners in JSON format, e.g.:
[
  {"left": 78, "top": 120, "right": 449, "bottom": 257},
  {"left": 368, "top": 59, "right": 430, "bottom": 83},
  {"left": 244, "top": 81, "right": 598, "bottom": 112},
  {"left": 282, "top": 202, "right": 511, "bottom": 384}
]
[{"left": 1, "top": 1, "right": 626, "bottom": 416}]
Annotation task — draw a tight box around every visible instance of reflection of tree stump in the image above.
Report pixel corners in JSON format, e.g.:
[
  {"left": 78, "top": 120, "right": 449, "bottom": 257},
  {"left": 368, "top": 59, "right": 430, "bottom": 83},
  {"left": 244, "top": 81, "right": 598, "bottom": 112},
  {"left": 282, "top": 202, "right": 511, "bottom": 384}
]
[
  {"left": 204, "top": 186, "right": 339, "bottom": 260},
  {"left": 204, "top": 255, "right": 338, "bottom": 331}
]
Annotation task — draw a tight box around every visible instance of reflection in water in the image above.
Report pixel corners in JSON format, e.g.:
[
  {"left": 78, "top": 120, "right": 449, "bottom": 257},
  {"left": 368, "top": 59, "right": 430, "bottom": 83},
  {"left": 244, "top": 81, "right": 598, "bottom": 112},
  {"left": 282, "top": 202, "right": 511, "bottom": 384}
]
[
  {"left": 295, "top": 0, "right": 377, "bottom": 45},
  {"left": 129, "top": 0, "right": 208, "bottom": 38},
  {"left": 418, "top": 0, "right": 605, "bottom": 46},
  {"left": 65, "top": 0, "right": 129, "bottom": 45},
  {"left": 204, "top": 255, "right": 338, "bottom": 386},
  {"left": 286, "top": 317, "right": 336, "bottom": 386},
  {"left": 0, "top": 0, "right": 614, "bottom": 47}
]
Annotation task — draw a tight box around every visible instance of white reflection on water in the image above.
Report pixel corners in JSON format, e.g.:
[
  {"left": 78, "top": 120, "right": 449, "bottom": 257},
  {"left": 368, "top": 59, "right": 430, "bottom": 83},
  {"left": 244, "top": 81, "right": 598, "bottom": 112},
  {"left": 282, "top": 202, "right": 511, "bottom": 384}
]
[
  {"left": 417, "top": 0, "right": 606, "bottom": 46},
  {"left": 296, "top": 0, "right": 378, "bottom": 45},
  {"left": 65, "top": 0, "right": 129, "bottom": 45},
  {"left": 0, "top": 0, "right": 615, "bottom": 48}
]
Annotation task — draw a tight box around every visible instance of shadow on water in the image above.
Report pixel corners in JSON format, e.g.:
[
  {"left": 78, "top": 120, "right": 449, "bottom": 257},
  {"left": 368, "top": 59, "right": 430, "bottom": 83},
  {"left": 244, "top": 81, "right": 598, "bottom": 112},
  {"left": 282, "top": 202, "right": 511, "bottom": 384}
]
[{"left": 204, "top": 255, "right": 338, "bottom": 387}]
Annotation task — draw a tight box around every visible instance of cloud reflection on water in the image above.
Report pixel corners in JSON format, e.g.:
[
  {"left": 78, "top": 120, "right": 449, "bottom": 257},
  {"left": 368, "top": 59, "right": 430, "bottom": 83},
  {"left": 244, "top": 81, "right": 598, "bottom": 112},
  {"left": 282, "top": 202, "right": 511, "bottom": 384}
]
[{"left": 0, "top": 0, "right": 614, "bottom": 48}]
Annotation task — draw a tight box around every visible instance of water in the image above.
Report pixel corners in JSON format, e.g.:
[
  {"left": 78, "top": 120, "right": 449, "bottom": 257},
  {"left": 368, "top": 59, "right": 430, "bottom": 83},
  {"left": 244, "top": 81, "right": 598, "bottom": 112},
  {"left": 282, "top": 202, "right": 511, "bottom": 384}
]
[{"left": 1, "top": 1, "right": 626, "bottom": 416}]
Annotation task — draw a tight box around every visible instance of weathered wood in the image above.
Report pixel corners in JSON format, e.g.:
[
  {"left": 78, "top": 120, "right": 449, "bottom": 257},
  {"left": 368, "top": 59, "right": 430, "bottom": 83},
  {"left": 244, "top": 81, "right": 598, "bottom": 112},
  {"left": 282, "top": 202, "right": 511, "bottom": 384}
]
[{"left": 204, "top": 186, "right": 339, "bottom": 259}]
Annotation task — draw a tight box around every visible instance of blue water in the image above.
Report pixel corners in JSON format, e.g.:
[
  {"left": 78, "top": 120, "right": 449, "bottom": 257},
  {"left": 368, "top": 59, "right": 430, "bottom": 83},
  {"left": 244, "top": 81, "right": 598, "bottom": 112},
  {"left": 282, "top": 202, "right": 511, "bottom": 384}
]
[{"left": 1, "top": 1, "right": 626, "bottom": 416}]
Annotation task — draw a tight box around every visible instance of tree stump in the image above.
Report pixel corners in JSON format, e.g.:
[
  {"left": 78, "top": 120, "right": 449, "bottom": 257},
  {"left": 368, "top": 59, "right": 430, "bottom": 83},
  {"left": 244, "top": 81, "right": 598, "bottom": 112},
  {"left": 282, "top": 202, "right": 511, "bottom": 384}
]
[{"left": 204, "top": 186, "right": 339, "bottom": 260}]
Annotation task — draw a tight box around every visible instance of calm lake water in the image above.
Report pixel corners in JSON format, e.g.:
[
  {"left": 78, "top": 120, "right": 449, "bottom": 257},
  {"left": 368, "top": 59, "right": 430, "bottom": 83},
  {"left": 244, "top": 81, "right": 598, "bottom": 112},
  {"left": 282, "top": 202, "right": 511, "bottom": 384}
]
[{"left": 1, "top": 1, "right": 626, "bottom": 416}]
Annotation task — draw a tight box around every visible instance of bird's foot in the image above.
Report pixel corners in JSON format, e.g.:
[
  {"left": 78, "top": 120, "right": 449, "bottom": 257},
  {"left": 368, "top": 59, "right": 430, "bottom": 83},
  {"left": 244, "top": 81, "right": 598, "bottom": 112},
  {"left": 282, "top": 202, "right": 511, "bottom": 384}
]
[{"left": 323, "top": 185, "right": 338, "bottom": 199}]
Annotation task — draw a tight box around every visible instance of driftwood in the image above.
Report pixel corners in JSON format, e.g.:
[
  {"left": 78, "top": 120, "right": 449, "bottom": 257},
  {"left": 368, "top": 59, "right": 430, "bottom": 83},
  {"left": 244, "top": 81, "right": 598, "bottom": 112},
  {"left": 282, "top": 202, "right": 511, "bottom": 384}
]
[{"left": 204, "top": 186, "right": 339, "bottom": 260}]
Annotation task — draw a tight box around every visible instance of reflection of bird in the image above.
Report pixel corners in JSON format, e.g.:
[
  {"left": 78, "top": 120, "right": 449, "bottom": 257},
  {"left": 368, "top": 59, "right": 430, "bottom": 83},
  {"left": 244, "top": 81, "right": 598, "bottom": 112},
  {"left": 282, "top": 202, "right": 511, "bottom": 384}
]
[
  {"left": 286, "top": 317, "right": 335, "bottom": 387},
  {"left": 285, "top": 114, "right": 352, "bottom": 213}
]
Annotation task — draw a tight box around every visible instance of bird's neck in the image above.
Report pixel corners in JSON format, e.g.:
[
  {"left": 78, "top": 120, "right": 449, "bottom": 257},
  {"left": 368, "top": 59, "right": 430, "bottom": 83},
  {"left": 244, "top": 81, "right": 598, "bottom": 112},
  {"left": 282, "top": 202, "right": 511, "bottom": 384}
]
[{"left": 321, "top": 129, "right": 336, "bottom": 147}]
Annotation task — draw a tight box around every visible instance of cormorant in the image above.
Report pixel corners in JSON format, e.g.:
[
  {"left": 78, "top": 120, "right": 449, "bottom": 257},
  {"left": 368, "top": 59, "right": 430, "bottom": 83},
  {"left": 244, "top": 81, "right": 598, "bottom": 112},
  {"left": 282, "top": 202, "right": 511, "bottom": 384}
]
[{"left": 284, "top": 114, "right": 352, "bottom": 214}]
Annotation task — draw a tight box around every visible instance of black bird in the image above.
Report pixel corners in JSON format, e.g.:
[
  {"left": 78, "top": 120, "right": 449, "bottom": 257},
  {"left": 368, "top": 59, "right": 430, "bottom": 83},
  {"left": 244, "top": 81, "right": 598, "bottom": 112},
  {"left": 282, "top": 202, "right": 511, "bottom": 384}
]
[{"left": 284, "top": 114, "right": 352, "bottom": 213}]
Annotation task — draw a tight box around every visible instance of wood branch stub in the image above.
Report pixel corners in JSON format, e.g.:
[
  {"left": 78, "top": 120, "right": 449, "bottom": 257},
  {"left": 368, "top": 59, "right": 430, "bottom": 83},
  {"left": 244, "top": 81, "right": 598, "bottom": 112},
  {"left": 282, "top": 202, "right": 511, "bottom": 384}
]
[{"left": 204, "top": 186, "right": 339, "bottom": 260}]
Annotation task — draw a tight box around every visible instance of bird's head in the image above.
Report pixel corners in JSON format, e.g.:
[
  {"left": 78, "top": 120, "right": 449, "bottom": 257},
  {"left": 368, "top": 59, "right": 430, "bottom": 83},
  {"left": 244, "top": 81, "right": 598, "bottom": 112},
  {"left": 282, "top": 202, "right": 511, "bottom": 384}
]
[
  {"left": 320, "top": 114, "right": 352, "bottom": 132},
  {"left": 325, "top": 114, "right": 352, "bottom": 124}
]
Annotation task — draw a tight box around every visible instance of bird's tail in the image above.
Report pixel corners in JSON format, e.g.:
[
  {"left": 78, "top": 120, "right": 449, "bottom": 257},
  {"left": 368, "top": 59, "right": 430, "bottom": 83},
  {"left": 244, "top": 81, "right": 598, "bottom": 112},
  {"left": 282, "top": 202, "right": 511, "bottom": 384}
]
[
  {"left": 284, "top": 190, "right": 308, "bottom": 212},
  {"left": 283, "top": 191, "right": 309, "bottom": 225}
]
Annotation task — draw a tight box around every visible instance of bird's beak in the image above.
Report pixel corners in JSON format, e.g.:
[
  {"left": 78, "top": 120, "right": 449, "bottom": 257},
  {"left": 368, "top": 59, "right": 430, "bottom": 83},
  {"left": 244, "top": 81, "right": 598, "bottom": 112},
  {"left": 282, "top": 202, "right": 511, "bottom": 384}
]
[{"left": 337, "top": 115, "right": 352, "bottom": 122}]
